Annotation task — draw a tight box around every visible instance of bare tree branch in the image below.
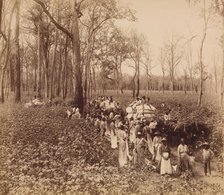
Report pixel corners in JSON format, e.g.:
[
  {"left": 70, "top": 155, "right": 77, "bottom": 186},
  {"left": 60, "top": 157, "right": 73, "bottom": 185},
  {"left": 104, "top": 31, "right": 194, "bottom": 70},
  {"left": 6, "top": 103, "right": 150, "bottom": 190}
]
[
  {"left": 0, "top": 30, "right": 7, "bottom": 42},
  {"left": 89, "top": 16, "right": 110, "bottom": 40},
  {"left": 33, "top": 0, "right": 72, "bottom": 39}
]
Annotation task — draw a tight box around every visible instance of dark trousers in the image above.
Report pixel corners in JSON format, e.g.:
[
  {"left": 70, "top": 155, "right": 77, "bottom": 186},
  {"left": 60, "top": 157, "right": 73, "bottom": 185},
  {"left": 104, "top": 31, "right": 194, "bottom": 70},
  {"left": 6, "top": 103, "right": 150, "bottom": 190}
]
[{"left": 204, "top": 161, "right": 211, "bottom": 175}]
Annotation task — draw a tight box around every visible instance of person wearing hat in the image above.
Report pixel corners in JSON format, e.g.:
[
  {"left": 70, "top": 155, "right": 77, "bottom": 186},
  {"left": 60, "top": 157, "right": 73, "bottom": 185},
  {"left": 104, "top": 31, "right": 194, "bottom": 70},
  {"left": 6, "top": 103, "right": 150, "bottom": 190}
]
[
  {"left": 177, "top": 138, "right": 189, "bottom": 172},
  {"left": 202, "top": 142, "right": 214, "bottom": 176},
  {"left": 159, "top": 137, "right": 173, "bottom": 175},
  {"left": 117, "top": 124, "right": 128, "bottom": 167},
  {"left": 133, "top": 131, "right": 147, "bottom": 167},
  {"left": 152, "top": 131, "right": 162, "bottom": 162}
]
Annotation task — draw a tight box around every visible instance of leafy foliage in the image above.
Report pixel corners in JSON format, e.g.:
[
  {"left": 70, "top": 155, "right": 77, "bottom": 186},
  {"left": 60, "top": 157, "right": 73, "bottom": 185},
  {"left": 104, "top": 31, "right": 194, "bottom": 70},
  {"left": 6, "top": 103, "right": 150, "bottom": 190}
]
[{"left": 0, "top": 92, "right": 223, "bottom": 194}]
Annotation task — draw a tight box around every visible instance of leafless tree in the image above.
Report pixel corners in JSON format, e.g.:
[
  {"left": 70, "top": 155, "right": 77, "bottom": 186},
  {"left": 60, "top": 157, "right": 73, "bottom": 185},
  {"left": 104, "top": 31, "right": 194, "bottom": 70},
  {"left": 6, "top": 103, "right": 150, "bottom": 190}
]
[
  {"left": 159, "top": 48, "right": 166, "bottom": 93},
  {"left": 163, "top": 35, "right": 182, "bottom": 93},
  {"left": 142, "top": 44, "right": 155, "bottom": 92},
  {"left": 214, "top": 0, "right": 224, "bottom": 107},
  {"left": 184, "top": 35, "right": 197, "bottom": 92},
  {"left": 129, "top": 32, "right": 144, "bottom": 98},
  {"left": 197, "top": 0, "right": 212, "bottom": 106}
]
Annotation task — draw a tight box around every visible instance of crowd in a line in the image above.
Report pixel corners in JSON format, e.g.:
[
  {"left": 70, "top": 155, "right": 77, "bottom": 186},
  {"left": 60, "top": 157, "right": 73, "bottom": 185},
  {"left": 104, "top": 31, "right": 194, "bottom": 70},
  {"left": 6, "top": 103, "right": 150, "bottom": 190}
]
[
  {"left": 25, "top": 95, "right": 214, "bottom": 176},
  {"left": 78, "top": 96, "right": 214, "bottom": 177}
]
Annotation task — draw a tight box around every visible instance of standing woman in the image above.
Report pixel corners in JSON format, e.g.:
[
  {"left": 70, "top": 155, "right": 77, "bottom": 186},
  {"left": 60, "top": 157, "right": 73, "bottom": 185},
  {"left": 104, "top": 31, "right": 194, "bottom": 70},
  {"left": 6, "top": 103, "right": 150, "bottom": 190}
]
[
  {"left": 152, "top": 131, "right": 162, "bottom": 162},
  {"left": 129, "top": 118, "right": 136, "bottom": 144},
  {"left": 110, "top": 119, "right": 117, "bottom": 149},
  {"left": 143, "top": 121, "right": 154, "bottom": 155},
  {"left": 159, "top": 138, "right": 173, "bottom": 175},
  {"left": 117, "top": 124, "right": 128, "bottom": 167}
]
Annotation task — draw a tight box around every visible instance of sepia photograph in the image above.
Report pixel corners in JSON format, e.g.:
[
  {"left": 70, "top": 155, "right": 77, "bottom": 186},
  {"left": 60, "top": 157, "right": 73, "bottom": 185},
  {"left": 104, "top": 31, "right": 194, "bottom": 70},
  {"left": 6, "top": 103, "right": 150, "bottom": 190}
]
[{"left": 0, "top": 0, "right": 223, "bottom": 194}]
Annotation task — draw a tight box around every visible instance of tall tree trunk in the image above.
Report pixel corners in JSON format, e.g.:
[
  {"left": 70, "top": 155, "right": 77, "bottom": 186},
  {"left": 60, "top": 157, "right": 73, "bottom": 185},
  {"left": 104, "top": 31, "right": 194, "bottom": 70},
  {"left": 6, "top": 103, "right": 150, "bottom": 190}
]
[
  {"left": 0, "top": 0, "right": 3, "bottom": 29},
  {"left": 197, "top": 60, "right": 204, "bottom": 106},
  {"left": 71, "top": 0, "right": 83, "bottom": 112},
  {"left": 37, "top": 21, "right": 42, "bottom": 98},
  {"left": 56, "top": 40, "right": 62, "bottom": 97},
  {"left": 162, "top": 72, "right": 165, "bottom": 94},
  {"left": 170, "top": 72, "right": 174, "bottom": 93},
  {"left": 14, "top": 0, "right": 21, "bottom": 103},
  {"left": 5, "top": 71, "right": 10, "bottom": 99},
  {"left": 1, "top": 65, "right": 6, "bottom": 103},
  {"left": 10, "top": 59, "right": 15, "bottom": 92},
  {"left": 197, "top": 0, "right": 208, "bottom": 106},
  {"left": 184, "top": 70, "right": 187, "bottom": 94},
  {"left": 33, "top": 58, "right": 37, "bottom": 91},
  {"left": 1, "top": 1, "right": 14, "bottom": 102},
  {"left": 119, "top": 60, "right": 123, "bottom": 94},
  {"left": 136, "top": 60, "right": 140, "bottom": 97},
  {"left": 92, "top": 65, "right": 96, "bottom": 92},
  {"left": 132, "top": 72, "right": 136, "bottom": 98},
  {"left": 50, "top": 29, "right": 58, "bottom": 99},
  {"left": 220, "top": 17, "right": 224, "bottom": 107},
  {"left": 88, "top": 67, "right": 92, "bottom": 99},
  {"left": 84, "top": 62, "right": 88, "bottom": 104},
  {"left": 214, "top": 65, "right": 218, "bottom": 94},
  {"left": 62, "top": 35, "right": 68, "bottom": 100},
  {"left": 89, "top": 67, "right": 93, "bottom": 98},
  {"left": 43, "top": 38, "right": 50, "bottom": 99}
]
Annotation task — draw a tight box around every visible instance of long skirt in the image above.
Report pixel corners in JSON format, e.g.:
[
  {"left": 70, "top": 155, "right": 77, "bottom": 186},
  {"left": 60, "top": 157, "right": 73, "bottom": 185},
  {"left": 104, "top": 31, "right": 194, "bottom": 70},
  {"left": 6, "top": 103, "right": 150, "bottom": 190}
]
[
  {"left": 160, "top": 152, "right": 173, "bottom": 175},
  {"left": 153, "top": 145, "right": 161, "bottom": 162},
  {"left": 129, "top": 127, "right": 136, "bottom": 143},
  {"left": 147, "top": 133, "right": 154, "bottom": 155},
  {"left": 105, "top": 123, "right": 111, "bottom": 137},
  {"left": 118, "top": 140, "right": 128, "bottom": 167},
  {"left": 179, "top": 153, "right": 189, "bottom": 171},
  {"left": 110, "top": 132, "right": 118, "bottom": 149}
]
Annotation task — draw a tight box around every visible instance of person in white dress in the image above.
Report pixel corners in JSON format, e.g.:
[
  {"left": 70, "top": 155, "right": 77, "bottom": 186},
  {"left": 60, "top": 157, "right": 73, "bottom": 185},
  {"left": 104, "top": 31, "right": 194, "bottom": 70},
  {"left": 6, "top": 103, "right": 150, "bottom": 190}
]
[
  {"left": 129, "top": 118, "right": 136, "bottom": 143},
  {"left": 159, "top": 138, "right": 173, "bottom": 175},
  {"left": 110, "top": 120, "right": 118, "bottom": 149},
  {"left": 152, "top": 132, "right": 162, "bottom": 162},
  {"left": 143, "top": 121, "right": 154, "bottom": 155},
  {"left": 117, "top": 124, "right": 128, "bottom": 167}
]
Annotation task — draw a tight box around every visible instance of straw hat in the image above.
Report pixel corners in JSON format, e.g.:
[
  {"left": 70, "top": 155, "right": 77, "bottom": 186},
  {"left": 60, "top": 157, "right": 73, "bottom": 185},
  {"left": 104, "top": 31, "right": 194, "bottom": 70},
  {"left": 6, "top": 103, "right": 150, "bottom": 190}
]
[{"left": 161, "top": 137, "right": 167, "bottom": 142}]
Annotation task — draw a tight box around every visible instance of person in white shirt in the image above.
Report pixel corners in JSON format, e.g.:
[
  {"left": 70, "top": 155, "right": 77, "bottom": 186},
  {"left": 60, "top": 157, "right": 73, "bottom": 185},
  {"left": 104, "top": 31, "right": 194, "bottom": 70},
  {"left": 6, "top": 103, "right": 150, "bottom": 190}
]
[
  {"left": 177, "top": 138, "right": 189, "bottom": 172},
  {"left": 73, "top": 108, "right": 81, "bottom": 119},
  {"left": 202, "top": 142, "right": 214, "bottom": 176}
]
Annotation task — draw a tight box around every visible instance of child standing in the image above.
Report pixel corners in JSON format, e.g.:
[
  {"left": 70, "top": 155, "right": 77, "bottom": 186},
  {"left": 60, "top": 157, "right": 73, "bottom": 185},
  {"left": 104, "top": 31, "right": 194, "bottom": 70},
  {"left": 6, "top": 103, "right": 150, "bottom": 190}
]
[
  {"left": 100, "top": 117, "right": 106, "bottom": 136},
  {"left": 202, "top": 142, "right": 214, "bottom": 176},
  {"left": 94, "top": 117, "right": 101, "bottom": 132}
]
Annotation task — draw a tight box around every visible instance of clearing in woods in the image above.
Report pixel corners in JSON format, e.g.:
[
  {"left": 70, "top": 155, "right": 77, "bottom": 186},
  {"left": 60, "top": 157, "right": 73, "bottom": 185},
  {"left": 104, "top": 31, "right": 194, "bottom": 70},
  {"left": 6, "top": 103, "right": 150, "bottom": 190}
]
[{"left": 0, "top": 91, "right": 223, "bottom": 194}]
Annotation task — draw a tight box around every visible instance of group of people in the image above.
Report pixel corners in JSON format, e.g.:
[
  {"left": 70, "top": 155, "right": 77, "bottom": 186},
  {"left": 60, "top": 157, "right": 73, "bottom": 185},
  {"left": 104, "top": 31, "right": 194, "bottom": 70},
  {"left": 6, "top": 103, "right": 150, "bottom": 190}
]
[
  {"left": 25, "top": 96, "right": 45, "bottom": 108},
  {"left": 71, "top": 95, "right": 214, "bottom": 177}
]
